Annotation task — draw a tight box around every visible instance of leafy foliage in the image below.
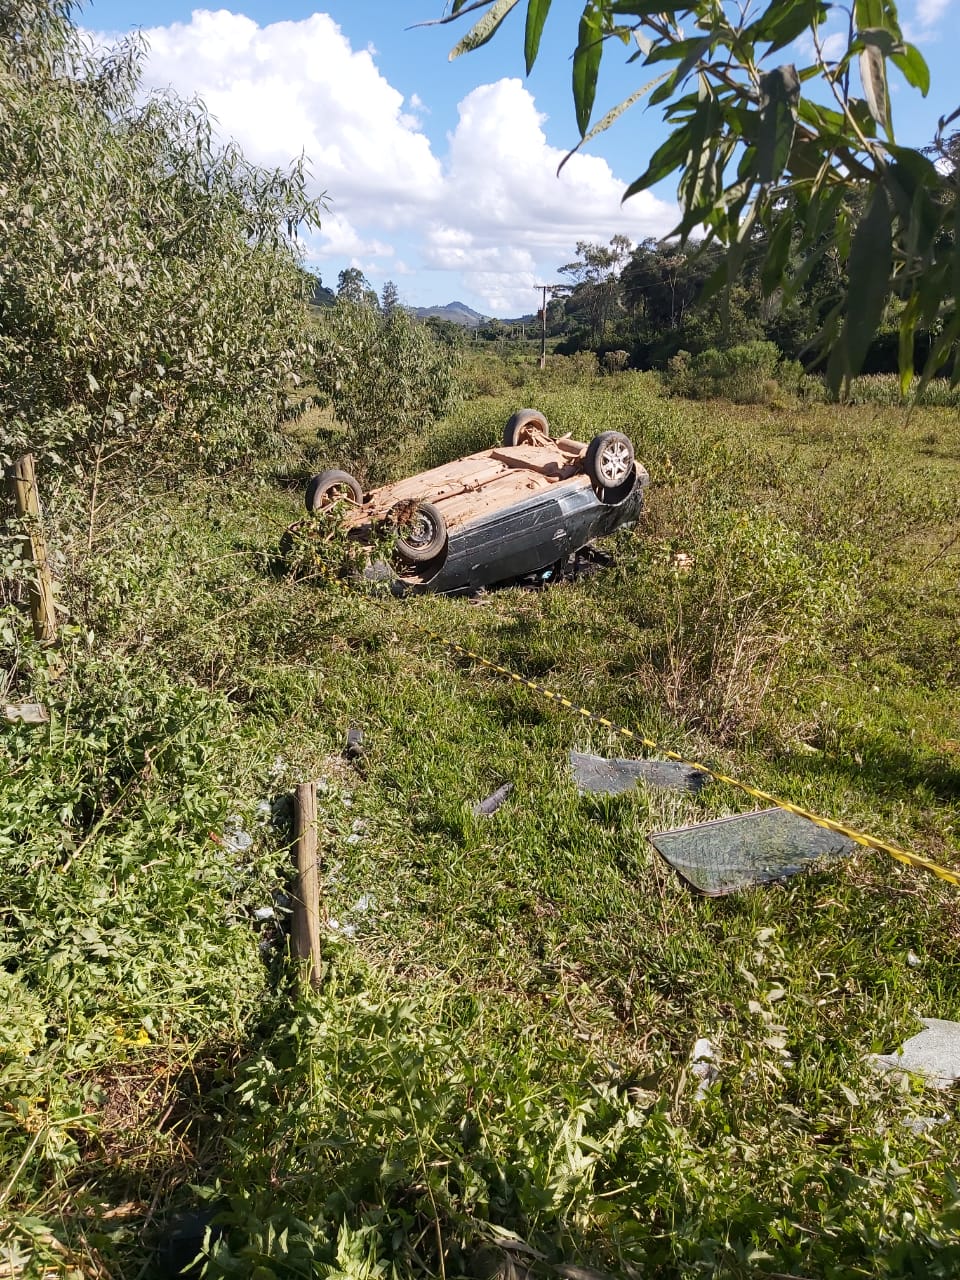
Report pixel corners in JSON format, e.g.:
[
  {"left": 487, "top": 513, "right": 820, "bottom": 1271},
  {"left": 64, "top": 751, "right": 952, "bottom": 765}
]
[
  {"left": 434, "top": 0, "right": 959, "bottom": 393},
  {"left": 0, "top": 0, "right": 323, "bottom": 475},
  {"left": 557, "top": 235, "right": 632, "bottom": 345},
  {"left": 311, "top": 299, "right": 463, "bottom": 483},
  {"left": 633, "top": 505, "right": 861, "bottom": 739},
  {"left": 1, "top": 374, "right": 959, "bottom": 1277},
  {"left": 664, "top": 340, "right": 805, "bottom": 403}
]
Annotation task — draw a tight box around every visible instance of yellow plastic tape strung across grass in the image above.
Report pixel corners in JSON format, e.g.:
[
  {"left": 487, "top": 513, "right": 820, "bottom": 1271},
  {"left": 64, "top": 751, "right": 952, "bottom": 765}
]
[{"left": 432, "top": 634, "right": 960, "bottom": 890}]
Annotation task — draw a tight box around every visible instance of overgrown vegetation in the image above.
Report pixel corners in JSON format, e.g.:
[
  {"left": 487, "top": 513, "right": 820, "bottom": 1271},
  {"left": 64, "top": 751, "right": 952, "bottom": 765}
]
[
  {"left": 3, "top": 367, "right": 959, "bottom": 1278},
  {"left": 0, "top": 0, "right": 322, "bottom": 482},
  {"left": 663, "top": 341, "right": 807, "bottom": 404},
  {"left": 3, "top": 5, "right": 959, "bottom": 1278},
  {"left": 311, "top": 298, "right": 462, "bottom": 485}
]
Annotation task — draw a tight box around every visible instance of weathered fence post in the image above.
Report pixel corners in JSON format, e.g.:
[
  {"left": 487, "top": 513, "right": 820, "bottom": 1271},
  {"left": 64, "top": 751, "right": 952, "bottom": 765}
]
[
  {"left": 292, "top": 782, "right": 323, "bottom": 990},
  {"left": 5, "top": 453, "right": 57, "bottom": 645}
]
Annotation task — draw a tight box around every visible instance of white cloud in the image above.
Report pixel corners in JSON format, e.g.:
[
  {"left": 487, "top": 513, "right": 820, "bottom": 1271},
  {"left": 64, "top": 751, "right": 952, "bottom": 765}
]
[
  {"left": 434, "top": 79, "right": 676, "bottom": 311},
  {"left": 306, "top": 213, "right": 394, "bottom": 265},
  {"left": 819, "top": 31, "right": 847, "bottom": 61},
  {"left": 904, "top": 0, "right": 953, "bottom": 40},
  {"left": 97, "top": 10, "right": 678, "bottom": 315},
  {"left": 793, "top": 27, "right": 849, "bottom": 64},
  {"left": 914, "top": 0, "right": 951, "bottom": 27},
  {"left": 138, "top": 9, "right": 443, "bottom": 205}
]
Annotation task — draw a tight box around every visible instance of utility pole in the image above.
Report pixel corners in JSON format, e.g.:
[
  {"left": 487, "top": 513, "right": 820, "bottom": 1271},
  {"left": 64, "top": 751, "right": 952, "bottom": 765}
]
[{"left": 534, "top": 284, "right": 560, "bottom": 370}]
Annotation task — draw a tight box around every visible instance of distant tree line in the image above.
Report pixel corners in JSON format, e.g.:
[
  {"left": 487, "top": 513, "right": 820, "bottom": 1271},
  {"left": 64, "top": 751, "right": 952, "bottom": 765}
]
[{"left": 546, "top": 170, "right": 957, "bottom": 376}]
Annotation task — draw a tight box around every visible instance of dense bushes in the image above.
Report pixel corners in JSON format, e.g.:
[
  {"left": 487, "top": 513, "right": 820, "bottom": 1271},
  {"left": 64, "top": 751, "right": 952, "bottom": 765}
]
[
  {"left": 633, "top": 508, "right": 862, "bottom": 740},
  {"left": 662, "top": 343, "right": 960, "bottom": 408},
  {"left": 312, "top": 300, "right": 462, "bottom": 484},
  {"left": 663, "top": 341, "right": 808, "bottom": 404},
  {"left": 0, "top": 0, "right": 322, "bottom": 478},
  {"left": 847, "top": 374, "right": 960, "bottom": 409}
]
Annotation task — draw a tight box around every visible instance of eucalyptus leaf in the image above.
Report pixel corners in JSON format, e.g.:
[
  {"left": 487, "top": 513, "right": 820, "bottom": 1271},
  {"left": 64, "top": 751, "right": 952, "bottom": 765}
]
[
  {"left": 761, "top": 212, "right": 793, "bottom": 296},
  {"left": 859, "top": 42, "right": 888, "bottom": 129},
  {"left": 757, "top": 65, "right": 800, "bottom": 183},
  {"left": 449, "top": 0, "right": 520, "bottom": 59},
  {"left": 889, "top": 43, "right": 930, "bottom": 95},
  {"left": 573, "top": 1, "right": 604, "bottom": 135},
  {"left": 559, "top": 72, "right": 669, "bottom": 173},
  {"left": 837, "top": 186, "right": 893, "bottom": 389},
  {"left": 524, "top": 0, "right": 551, "bottom": 72}
]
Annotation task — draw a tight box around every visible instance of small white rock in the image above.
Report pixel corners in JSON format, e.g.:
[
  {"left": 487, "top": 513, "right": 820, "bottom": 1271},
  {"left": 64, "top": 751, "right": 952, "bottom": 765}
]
[{"left": 690, "top": 1037, "right": 720, "bottom": 1100}]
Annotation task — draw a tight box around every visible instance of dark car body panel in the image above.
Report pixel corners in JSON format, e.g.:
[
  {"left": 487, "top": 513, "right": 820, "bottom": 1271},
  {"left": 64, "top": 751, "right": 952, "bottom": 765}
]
[{"left": 407, "top": 469, "right": 646, "bottom": 594}]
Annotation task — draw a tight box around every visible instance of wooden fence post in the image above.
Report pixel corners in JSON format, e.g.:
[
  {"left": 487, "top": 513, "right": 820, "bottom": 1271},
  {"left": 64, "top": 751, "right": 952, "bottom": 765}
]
[
  {"left": 5, "top": 453, "right": 57, "bottom": 645},
  {"left": 292, "top": 782, "right": 323, "bottom": 990}
]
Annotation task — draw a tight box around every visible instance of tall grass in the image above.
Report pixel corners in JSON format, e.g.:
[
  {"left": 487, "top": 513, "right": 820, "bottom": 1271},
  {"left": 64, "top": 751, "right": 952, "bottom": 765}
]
[
  {"left": 1, "top": 373, "right": 958, "bottom": 1278},
  {"left": 847, "top": 373, "right": 960, "bottom": 408}
]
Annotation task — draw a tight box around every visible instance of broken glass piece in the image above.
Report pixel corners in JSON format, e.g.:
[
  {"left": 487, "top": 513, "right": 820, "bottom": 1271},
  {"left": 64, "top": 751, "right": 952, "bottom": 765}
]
[
  {"left": 869, "top": 1019, "right": 960, "bottom": 1090},
  {"left": 570, "top": 750, "right": 709, "bottom": 795},
  {"left": 649, "top": 806, "right": 856, "bottom": 895}
]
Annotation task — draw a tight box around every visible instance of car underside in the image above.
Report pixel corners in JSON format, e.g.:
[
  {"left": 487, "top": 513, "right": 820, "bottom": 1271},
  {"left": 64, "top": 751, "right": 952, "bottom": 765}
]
[{"left": 300, "top": 409, "right": 649, "bottom": 594}]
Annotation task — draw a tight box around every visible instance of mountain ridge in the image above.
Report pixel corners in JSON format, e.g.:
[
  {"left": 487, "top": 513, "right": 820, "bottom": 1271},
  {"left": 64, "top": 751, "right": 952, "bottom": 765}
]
[
  {"left": 409, "top": 300, "right": 539, "bottom": 328},
  {"left": 408, "top": 300, "right": 488, "bottom": 327}
]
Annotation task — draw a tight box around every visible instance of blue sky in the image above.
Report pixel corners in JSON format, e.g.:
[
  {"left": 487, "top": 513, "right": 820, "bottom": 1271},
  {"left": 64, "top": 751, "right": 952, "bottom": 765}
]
[{"left": 83, "top": 1, "right": 959, "bottom": 316}]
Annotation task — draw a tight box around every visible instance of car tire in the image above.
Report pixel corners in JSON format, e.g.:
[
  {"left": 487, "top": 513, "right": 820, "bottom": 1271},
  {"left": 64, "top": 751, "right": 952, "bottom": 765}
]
[
  {"left": 503, "top": 409, "right": 549, "bottom": 447},
  {"left": 305, "top": 470, "right": 364, "bottom": 512},
  {"left": 585, "top": 432, "right": 635, "bottom": 492},
  {"left": 388, "top": 501, "right": 447, "bottom": 565}
]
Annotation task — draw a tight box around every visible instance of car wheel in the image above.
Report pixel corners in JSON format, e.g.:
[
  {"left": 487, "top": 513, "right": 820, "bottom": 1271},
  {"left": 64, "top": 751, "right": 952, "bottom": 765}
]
[
  {"left": 388, "top": 501, "right": 447, "bottom": 565},
  {"left": 585, "top": 432, "right": 635, "bottom": 490},
  {"left": 503, "top": 408, "right": 549, "bottom": 447},
  {"left": 305, "top": 470, "right": 364, "bottom": 512}
]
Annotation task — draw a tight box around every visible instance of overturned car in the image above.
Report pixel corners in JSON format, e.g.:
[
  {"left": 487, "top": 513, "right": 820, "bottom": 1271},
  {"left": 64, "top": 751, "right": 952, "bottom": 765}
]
[{"left": 303, "top": 409, "right": 649, "bottom": 594}]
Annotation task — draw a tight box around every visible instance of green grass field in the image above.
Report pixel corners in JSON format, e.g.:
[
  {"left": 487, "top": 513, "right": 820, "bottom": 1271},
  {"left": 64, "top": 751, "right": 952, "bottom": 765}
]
[{"left": 2, "top": 372, "right": 959, "bottom": 1278}]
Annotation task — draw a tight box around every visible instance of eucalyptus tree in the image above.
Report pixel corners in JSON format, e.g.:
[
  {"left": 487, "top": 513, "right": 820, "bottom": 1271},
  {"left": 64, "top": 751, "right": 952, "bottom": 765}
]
[
  {"left": 312, "top": 300, "right": 462, "bottom": 484},
  {"left": 381, "top": 280, "right": 402, "bottom": 316},
  {"left": 559, "top": 235, "right": 632, "bottom": 345},
  {"left": 0, "top": 0, "right": 324, "bottom": 482},
  {"left": 429, "top": 0, "right": 959, "bottom": 393}
]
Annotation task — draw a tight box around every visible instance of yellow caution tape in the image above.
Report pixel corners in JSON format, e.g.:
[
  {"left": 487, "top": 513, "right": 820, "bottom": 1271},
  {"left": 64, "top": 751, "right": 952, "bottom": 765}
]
[{"left": 435, "top": 636, "right": 960, "bottom": 889}]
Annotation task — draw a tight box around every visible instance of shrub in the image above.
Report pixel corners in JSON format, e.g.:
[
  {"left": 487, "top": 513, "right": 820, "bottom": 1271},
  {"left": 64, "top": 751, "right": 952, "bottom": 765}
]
[
  {"left": 0, "top": 1, "right": 322, "bottom": 478},
  {"left": 534, "top": 351, "right": 599, "bottom": 386},
  {"left": 602, "top": 349, "right": 630, "bottom": 374},
  {"left": 665, "top": 349, "right": 697, "bottom": 399},
  {"left": 631, "top": 509, "right": 862, "bottom": 741},
  {"left": 312, "top": 301, "right": 462, "bottom": 485},
  {"left": 847, "top": 374, "right": 960, "bottom": 409},
  {"left": 458, "top": 348, "right": 526, "bottom": 399},
  {"left": 663, "top": 341, "right": 801, "bottom": 404}
]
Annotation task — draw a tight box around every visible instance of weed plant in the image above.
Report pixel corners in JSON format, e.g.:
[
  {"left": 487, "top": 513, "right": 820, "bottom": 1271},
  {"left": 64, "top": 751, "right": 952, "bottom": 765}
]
[
  {"left": 1, "top": 373, "right": 958, "bottom": 1278},
  {"left": 847, "top": 374, "right": 960, "bottom": 409}
]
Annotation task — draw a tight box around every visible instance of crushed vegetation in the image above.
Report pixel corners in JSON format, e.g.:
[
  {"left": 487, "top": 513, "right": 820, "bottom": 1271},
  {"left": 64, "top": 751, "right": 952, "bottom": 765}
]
[{"left": 3, "top": 372, "right": 960, "bottom": 1279}]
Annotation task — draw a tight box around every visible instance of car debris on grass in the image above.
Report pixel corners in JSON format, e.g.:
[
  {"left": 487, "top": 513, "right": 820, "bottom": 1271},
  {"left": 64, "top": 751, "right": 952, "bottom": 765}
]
[
  {"left": 570, "top": 749, "right": 709, "bottom": 795},
  {"left": 869, "top": 1018, "right": 960, "bottom": 1090}
]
